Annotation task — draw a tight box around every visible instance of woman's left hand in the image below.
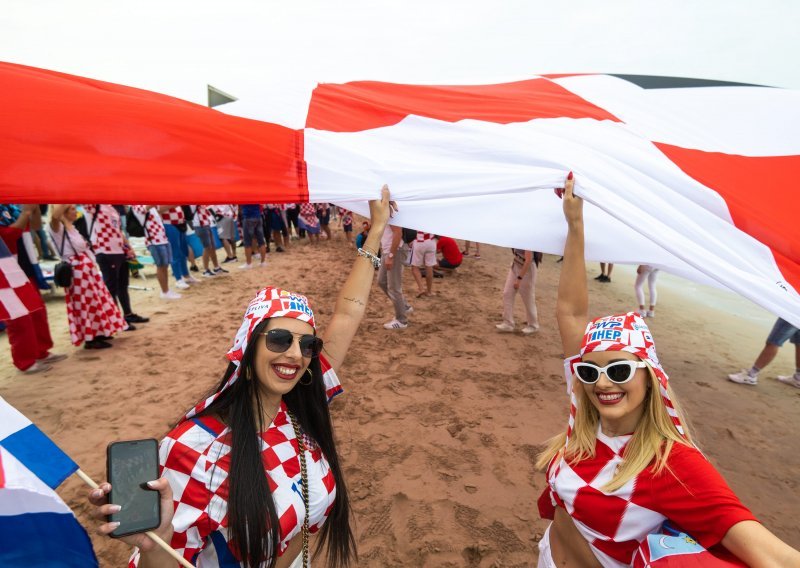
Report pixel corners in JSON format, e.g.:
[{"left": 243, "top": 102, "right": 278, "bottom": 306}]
[{"left": 368, "top": 185, "right": 397, "bottom": 231}]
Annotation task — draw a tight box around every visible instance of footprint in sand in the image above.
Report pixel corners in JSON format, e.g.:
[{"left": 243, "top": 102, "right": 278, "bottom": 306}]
[{"left": 362, "top": 501, "right": 393, "bottom": 539}]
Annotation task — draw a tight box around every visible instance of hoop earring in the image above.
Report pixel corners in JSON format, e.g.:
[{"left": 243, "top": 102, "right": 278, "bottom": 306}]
[{"left": 300, "top": 368, "right": 313, "bottom": 386}]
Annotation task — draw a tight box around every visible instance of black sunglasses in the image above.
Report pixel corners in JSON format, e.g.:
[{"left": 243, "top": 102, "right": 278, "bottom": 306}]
[
  {"left": 573, "top": 361, "right": 647, "bottom": 384},
  {"left": 260, "top": 329, "right": 322, "bottom": 358}
]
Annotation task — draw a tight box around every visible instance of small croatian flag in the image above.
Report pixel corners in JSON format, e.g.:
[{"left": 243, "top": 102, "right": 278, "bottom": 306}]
[
  {"left": 0, "top": 398, "right": 97, "bottom": 567},
  {"left": 0, "top": 445, "right": 98, "bottom": 567},
  {"left": 0, "top": 397, "right": 77, "bottom": 489}
]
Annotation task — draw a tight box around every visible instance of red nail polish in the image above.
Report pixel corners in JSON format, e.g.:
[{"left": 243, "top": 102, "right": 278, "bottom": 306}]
[{"left": 567, "top": 171, "right": 574, "bottom": 180}]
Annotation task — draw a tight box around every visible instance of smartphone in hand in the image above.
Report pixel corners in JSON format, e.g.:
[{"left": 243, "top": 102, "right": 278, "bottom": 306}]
[{"left": 106, "top": 439, "right": 160, "bottom": 538}]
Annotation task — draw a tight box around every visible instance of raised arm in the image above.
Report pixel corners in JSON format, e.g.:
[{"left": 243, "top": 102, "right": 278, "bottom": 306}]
[
  {"left": 321, "top": 186, "right": 395, "bottom": 372},
  {"left": 49, "top": 204, "right": 70, "bottom": 232},
  {"left": 8, "top": 204, "right": 37, "bottom": 230},
  {"left": 557, "top": 172, "right": 590, "bottom": 357}
]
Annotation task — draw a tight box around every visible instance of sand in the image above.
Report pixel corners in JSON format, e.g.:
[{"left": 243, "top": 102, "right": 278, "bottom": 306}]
[{"left": 1, "top": 228, "right": 798, "bottom": 567}]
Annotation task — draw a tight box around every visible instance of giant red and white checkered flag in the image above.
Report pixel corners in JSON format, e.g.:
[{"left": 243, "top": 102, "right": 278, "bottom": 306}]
[{"left": 1, "top": 62, "right": 798, "bottom": 326}]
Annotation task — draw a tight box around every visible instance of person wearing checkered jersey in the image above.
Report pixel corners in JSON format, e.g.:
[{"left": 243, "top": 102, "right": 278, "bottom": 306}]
[
  {"left": 88, "top": 187, "right": 397, "bottom": 568},
  {"left": 533, "top": 173, "right": 800, "bottom": 567},
  {"left": 48, "top": 204, "right": 127, "bottom": 348},
  {"left": 83, "top": 204, "right": 149, "bottom": 326}
]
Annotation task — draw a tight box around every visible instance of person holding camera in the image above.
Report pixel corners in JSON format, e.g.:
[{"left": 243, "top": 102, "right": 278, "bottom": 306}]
[{"left": 88, "top": 188, "right": 396, "bottom": 568}]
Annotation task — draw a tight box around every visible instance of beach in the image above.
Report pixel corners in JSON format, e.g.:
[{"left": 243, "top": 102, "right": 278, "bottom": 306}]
[{"left": 1, "top": 233, "right": 798, "bottom": 567}]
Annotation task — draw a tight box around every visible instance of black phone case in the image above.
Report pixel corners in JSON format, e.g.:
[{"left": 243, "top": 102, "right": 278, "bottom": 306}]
[{"left": 106, "top": 438, "right": 161, "bottom": 538}]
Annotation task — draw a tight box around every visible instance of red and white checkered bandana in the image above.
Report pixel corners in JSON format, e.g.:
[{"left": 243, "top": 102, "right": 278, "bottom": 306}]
[
  {"left": 561, "top": 312, "right": 686, "bottom": 461},
  {"left": 185, "top": 287, "right": 316, "bottom": 419}
]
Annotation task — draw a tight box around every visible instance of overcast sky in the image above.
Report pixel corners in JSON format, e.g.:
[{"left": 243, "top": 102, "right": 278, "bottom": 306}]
[{"left": 3, "top": 0, "right": 799, "bottom": 104}]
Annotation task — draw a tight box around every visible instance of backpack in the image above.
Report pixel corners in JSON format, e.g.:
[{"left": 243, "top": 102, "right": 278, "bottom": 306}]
[
  {"left": 126, "top": 208, "right": 149, "bottom": 238},
  {"left": 401, "top": 228, "right": 417, "bottom": 244}
]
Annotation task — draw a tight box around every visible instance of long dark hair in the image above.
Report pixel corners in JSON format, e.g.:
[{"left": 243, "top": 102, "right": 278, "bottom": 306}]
[{"left": 192, "top": 319, "right": 355, "bottom": 567}]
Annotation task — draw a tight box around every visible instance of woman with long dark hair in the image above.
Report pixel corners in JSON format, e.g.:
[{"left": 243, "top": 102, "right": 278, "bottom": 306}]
[{"left": 89, "top": 188, "right": 395, "bottom": 568}]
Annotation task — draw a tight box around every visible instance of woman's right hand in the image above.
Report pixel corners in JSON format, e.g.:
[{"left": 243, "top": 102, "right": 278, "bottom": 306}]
[
  {"left": 88, "top": 478, "right": 175, "bottom": 552},
  {"left": 367, "top": 185, "right": 397, "bottom": 232},
  {"left": 561, "top": 172, "right": 583, "bottom": 226}
]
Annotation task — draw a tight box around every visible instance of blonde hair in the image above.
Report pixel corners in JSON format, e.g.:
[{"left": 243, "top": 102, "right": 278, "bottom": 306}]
[{"left": 536, "top": 364, "right": 694, "bottom": 492}]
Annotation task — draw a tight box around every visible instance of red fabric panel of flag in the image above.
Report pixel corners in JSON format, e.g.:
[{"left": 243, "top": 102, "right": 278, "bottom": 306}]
[
  {"left": 305, "top": 78, "right": 620, "bottom": 131},
  {"left": 654, "top": 143, "right": 800, "bottom": 293},
  {"left": 0, "top": 61, "right": 307, "bottom": 204}
]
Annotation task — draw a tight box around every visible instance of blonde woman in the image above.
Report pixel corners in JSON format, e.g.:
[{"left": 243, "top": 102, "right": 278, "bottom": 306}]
[
  {"left": 48, "top": 204, "right": 127, "bottom": 349},
  {"left": 535, "top": 173, "right": 799, "bottom": 567}
]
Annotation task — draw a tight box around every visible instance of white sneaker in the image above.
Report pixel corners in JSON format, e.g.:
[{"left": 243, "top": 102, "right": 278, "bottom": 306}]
[
  {"left": 259, "top": 261, "right": 267, "bottom": 268},
  {"left": 776, "top": 374, "right": 800, "bottom": 389},
  {"left": 22, "top": 361, "right": 52, "bottom": 374},
  {"left": 637, "top": 310, "right": 648, "bottom": 318},
  {"left": 184, "top": 276, "right": 201, "bottom": 284},
  {"left": 647, "top": 310, "right": 655, "bottom": 318},
  {"left": 521, "top": 325, "right": 540, "bottom": 335},
  {"left": 37, "top": 352, "right": 67, "bottom": 364},
  {"left": 175, "top": 280, "right": 190, "bottom": 290},
  {"left": 405, "top": 305, "right": 414, "bottom": 314},
  {"left": 239, "top": 263, "right": 253, "bottom": 270},
  {"left": 727, "top": 370, "right": 758, "bottom": 385},
  {"left": 160, "top": 290, "right": 182, "bottom": 300},
  {"left": 383, "top": 319, "right": 408, "bottom": 330},
  {"left": 495, "top": 322, "right": 515, "bottom": 332}
]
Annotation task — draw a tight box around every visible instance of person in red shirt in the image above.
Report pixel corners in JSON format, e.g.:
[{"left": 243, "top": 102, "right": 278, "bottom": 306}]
[
  {"left": 434, "top": 236, "right": 463, "bottom": 274},
  {"left": 534, "top": 173, "right": 800, "bottom": 567}
]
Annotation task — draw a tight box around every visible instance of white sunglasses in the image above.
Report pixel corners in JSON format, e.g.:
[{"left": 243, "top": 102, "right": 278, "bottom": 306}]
[{"left": 573, "top": 361, "right": 647, "bottom": 384}]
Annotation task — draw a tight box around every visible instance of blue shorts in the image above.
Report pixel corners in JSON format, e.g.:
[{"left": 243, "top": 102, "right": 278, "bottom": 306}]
[
  {"left": 766, "top": 318, "right": 800, "bottom": 346},
  {"left": 439, "top": 258, "right": 461, "bottom": 269},
  {"left": 267, "top": 210, "right": 286, "bottom": 232},
  {"left": 316, "top": 209, "right": 330, "bottom": 226},
  {"left": 242, "top": 217, "right": 266, "bottom": 246},
  {"left": 194, "top": 225, "right": 214, "bottom": 249},
  {"left": 148, "top": 243, "right": 172, "bottom": 267}
]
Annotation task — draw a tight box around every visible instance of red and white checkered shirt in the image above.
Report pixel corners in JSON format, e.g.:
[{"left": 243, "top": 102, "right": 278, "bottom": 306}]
[
  {"left": 161, "top": 206, "right": 185, "bottom": 225},
  {"left": 192, "top": 205, "right": 214, "bottom": 228},
  {"left": 415, "top": 232, "right": 433, "bottom": 242},
  {"left": 131, "top": 206, "right": 169, "bottom": 247},
  {"left": 538, "top": 428, "right": 755, "bottom": 567},
  {"left": 299, "top": 203, "right": 316, "bottom": 218},
  {"left": 212, "top": 205, "right": 237, "bottom": 219},
  {"left": 83, "top": 205, "right": 125, "bottom": 255},
  {"left": 129, "top": 401, "right": 337, "bottom": 567}
]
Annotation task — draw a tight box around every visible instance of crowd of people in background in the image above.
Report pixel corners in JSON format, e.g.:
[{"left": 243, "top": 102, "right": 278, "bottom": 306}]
[{"left": 2, "top": 201, "right": 799, "bottom": 393}]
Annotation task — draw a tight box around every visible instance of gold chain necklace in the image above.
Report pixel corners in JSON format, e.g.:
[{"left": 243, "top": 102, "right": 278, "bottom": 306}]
[{"left": 286, "top": 410, "right": 309, "bottom": 568}]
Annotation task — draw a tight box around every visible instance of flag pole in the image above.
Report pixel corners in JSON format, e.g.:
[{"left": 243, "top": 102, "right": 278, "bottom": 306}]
[{"left": 75, "top": 469, "right": 194, "bottom": 568}]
